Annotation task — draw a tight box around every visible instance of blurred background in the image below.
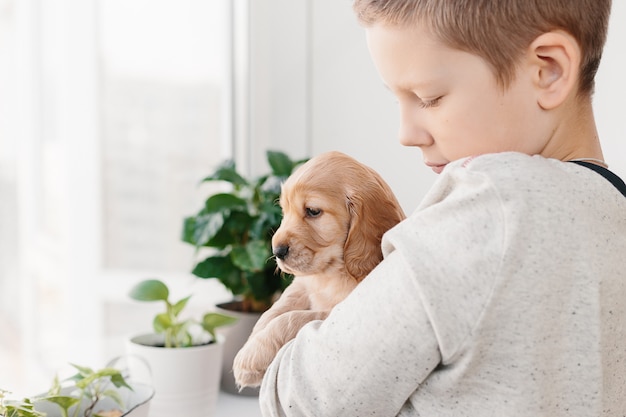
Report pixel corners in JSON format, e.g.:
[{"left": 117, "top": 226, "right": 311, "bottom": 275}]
[{"left": 0, "top": 0, "right": 624, "bottom": 398}]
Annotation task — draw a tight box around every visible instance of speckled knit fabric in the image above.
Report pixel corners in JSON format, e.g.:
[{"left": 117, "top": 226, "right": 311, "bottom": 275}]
[{"left": 260, "top": 152, "right": 626, "bottom": 417}]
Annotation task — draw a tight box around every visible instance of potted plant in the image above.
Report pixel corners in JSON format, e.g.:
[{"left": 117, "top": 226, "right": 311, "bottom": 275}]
[
  {"left": 181, "top": 150, "right": 305, "bottom": 394},
  {"left": 1, "top": 362, "right": 153, "bottom": 417},
  {"left": 126, "top": 279, "right": 236, "bottom": 417}
]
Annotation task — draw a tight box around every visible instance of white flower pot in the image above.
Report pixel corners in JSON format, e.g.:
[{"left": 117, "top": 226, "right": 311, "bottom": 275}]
[{"left": 126, "top": 333, "right": 223, "bottom": 417}]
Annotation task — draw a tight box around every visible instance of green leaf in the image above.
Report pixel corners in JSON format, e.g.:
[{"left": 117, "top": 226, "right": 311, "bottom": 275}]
[
  {"left": 110, "top": 373, "right": 132, "bottom": 391},
  {"left": 231, "top": 240, "right": 271, "bottom": 273},
  {"left": 259, "top": 175, "right": 283, "bottom": 197},
  {"left": 153, "top": 312, "right": 173, "bottom": 333},
  {"left": 129, "top": 279, "right": 169, "bottom": 302},
  {"left": 181, "top": 213, "right": 224, "bottom": 246},
  {"left": 192, "top": 255, "right": 245, "bottom": 295},
  {"left": 182, "top": 194, "right": 251, "bottom": 248},
  {"left": 279, "top": 270, "right": 294, "bottom": 291},
  {"left": 69, "top": 363, "right": 94, "bottom": 377},
  {"left": 267, "top": 151, "right": 294, "bottom": 177},
  {"left": 101, "top": 388, "right": 125, "bottom": 407},
  {"left": 42, "top": 395, "right": 80, "bottom": 411},
  {"left": 203, "top": 312, "right": 238, "bottom": 329},
  {"left": 48, "top": 374, "right": 62, "bottom": 396},
  {"left": 221, "top": 210, "right": 255, "bottom": 235},
  {"left": 204, "top": 193, "right": 248, "bottom": 213},
  {"left": 192, "top": 255, "right": 234, "bottom": 279},
  {"left": 201, "top": 313, "right": 238, "bottom": 339},
  {"left": 246, "top": 271, "right": 276, "bottom": 301},
  {"left": 75, "top": 368, "right": 122, "bottom": 390},
  {"left": 201, "top": 160, "right": 248, "bottom": 186},
  {"left": 249, "top": 205, "right": 282, "bottom": 240},
  {"left": 171, "top": 296, "right": 191, "bottom": 317},
  {"left": 183, "top": 331, "right": 193, "bottom": 347}
]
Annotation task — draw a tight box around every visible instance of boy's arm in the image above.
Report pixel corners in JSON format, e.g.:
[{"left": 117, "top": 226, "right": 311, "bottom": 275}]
[{"left": 259, "top": 250, "right": 441, "bottom": 417}]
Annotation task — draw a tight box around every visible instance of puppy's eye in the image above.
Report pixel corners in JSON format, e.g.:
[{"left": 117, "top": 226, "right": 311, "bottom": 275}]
[{"left": 305, "top": 207, "right": 322, "bottom": 218}]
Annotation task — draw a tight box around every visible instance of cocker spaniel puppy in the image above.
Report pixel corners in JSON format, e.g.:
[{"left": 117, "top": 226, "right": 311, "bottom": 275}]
[{"left": 233, "top": 151, "right": 406, "bottom": 388}]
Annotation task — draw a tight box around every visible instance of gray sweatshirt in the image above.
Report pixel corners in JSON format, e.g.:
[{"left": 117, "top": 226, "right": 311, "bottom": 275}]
[{"left": 260, "top": 152, "right": 626, "bottom": 416}]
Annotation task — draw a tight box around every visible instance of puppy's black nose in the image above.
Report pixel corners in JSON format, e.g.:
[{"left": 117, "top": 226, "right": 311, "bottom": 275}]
[{"left": 273, "top": 245, "right": 289, "bottom": 260}]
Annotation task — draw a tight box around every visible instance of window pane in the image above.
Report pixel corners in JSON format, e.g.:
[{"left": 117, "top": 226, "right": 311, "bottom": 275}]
[{"left": 99, "top": 0, "right": 232, "bottom": 271}]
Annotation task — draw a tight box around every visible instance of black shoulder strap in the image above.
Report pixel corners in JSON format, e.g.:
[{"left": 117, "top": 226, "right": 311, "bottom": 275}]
[{"left": 570, "top": 161, "right": 626, "bottom": 198}]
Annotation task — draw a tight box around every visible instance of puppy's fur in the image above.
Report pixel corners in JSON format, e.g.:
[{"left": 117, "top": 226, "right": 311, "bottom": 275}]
[{"left": 233, "top": 151, "right": 405, "bottom": 388}]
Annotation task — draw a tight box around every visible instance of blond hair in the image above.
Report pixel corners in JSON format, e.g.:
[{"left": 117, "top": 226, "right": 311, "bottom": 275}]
[{"left": 353, "top": 0, "right": 611, "bottom": 95}]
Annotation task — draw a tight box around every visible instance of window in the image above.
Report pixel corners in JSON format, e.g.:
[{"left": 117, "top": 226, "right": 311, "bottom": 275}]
[{"left": 0, "top": 0, "right": 234, "bottom": 393}]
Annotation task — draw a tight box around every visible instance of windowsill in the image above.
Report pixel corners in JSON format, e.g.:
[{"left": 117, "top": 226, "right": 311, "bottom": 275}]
[
  {"left": 0, "top": 271, "right": 262, "bottom": 416},
  {"left": 0, "top": 339, "right": 262, "bottom": 417},
  {"left": 216, "top": 392, "right": 263, "bottom": 417}
]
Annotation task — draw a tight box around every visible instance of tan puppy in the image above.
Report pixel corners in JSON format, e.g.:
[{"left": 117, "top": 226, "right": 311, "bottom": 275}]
[{"left": 233, "top": 151, "right": 406, "bottom": 388}]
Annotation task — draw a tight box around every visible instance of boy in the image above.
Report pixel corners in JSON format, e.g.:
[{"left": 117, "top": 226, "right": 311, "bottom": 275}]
[{"left": 260, "top": 1, "right": 626, "bottom": 415}]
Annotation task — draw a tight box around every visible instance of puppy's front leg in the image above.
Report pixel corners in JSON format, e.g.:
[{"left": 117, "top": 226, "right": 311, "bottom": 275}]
[
  {"left": 247, "top": 279, "right": 310, "bottom": 338},
  {"left": 233, "top": 309, "right": 328, "bottom": 388}
]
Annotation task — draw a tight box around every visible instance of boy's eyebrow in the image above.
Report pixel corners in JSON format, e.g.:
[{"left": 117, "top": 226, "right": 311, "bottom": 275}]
[
  {"left": 383, "top": 83, "right": 411, "bottom": 95},
  {"left": 382, "top": 83, "right": 404, "bottom": 97},
  {"left": 382, "top": 80, "right": 439, "bottom": 92}
]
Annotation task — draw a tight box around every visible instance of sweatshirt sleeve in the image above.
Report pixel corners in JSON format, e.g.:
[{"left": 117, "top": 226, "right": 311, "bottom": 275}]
[{"left": 259, "top": 249, "right": 442, "bottom": 417}]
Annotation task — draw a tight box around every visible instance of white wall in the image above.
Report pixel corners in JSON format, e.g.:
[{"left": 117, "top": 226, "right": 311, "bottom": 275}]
[
  {"left": 247, "top": 0, "right": 626, "bottom": 213},
  {"left": 308, "top": 1, "right": 433, "bottom": 212},
  {"left": 594, "top": 1, "right": 626, "bottom": 180},
  {"left": 245, "top": 0, "right": 309, "bottom": 176}
]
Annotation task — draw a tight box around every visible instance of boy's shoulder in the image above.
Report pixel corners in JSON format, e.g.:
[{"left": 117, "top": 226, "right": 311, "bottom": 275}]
[
  {"left": 430, "top": 152, "right": 594, "bottom": 205},
  {"left": 444, "top": 151, "right": 622, "bottom": 204},
  {"left": 452, "top": 152, "right": 551, "bottom": 172},
  {"left": 448, "top": 152, "right": 575, "bottom": 185}
]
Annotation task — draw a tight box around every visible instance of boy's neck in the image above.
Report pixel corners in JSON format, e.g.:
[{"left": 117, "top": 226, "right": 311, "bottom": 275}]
[{"left": 542, "top": 97, "right": 604, "bottom": 164}]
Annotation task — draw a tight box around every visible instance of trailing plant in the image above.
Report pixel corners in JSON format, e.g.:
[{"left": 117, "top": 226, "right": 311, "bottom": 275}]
[
  {"left": 0, "top": 390, "right": 43, "bottom": 417},
  {"left": 1, "top": 364, "right": 133, "bottom": 417},
  {"left": 128, "top": 278, "right": 237, "bottom": 348},
  {"left": 181, "top": 150, "right": 305, "bottom": 313}
]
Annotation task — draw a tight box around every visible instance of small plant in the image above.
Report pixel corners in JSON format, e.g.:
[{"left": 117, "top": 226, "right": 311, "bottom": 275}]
[
  {"left": 1, "top": 364, "right": 133, "bottom": 417},
  {"left": 128, "top": 278, "right": 237, "bottom": 348},
  {"left": 0, "top": 390, "right": 43, "bottom": 417},
  {"left": 45, "top": 364, "right": 132, "bottom": 417},
  {"left": 181, "top": 150, "right": 306, "bottom": 312}
]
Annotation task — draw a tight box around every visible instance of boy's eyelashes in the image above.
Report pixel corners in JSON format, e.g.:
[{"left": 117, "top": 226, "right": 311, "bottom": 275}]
[
  {"left": 383, "top": 85, "right": 443, "bottom": 109},
  {"left": 391, "top": 93, "right": 443, "bottom": 109},
  {"left": 418, "top": 96, "right": 442, "bottom": 109}
]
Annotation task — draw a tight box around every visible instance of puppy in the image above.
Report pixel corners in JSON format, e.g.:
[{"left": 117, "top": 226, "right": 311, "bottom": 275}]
[{"left": 233, "top": 151, "right": 405, "bottom": 388}]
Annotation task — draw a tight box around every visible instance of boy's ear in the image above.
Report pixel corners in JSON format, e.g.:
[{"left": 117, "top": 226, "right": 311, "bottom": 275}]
[{"left": 527, "top": 30, "right": 581, "bottom": 110}]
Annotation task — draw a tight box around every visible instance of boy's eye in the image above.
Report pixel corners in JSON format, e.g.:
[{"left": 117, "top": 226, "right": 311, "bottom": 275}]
[{"left": 305, "top": 207, "right": 322, "bottom": 218}]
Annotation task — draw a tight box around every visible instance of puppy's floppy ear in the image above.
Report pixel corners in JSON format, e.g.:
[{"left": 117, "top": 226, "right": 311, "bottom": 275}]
[{"left": 343, "top": 176, "right": 405, "bottom": 281}]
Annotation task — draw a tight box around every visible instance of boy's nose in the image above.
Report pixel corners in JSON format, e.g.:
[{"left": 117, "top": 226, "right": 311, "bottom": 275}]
[{"left": 398, "top": 119, "right": 433, "bottom": 147}]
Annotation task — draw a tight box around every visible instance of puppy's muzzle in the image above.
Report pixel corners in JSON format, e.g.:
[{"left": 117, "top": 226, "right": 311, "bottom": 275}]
[{"left": 273, "top": 245, "right": 289, "bottom": 260}]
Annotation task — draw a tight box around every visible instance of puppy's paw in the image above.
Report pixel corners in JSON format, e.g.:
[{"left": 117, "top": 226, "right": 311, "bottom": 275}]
[
  {"left": 233, "top": 367, "right": 265, "bottom": 389},
  {"left": 232, "top": 337, "right": 276, "bottom": 388}
]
